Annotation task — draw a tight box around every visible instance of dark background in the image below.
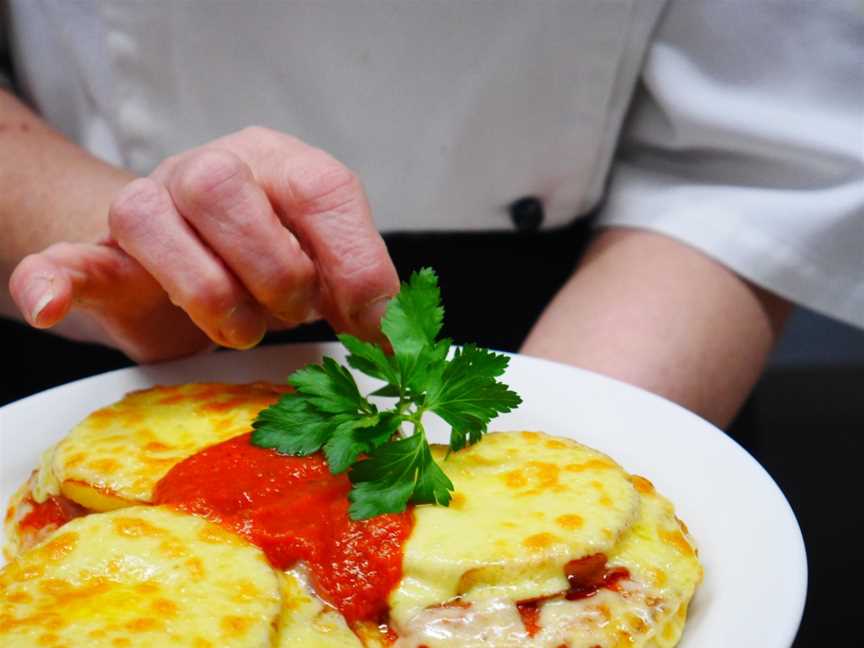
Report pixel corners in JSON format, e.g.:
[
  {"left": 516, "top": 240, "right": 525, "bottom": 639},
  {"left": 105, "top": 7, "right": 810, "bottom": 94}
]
[{"left": 2, "top": 223, "right": 860, "bottom": 645}]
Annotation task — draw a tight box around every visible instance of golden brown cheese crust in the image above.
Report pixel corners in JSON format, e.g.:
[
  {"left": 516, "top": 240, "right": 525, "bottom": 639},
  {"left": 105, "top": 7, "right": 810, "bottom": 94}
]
[
  {"left": 390, "top": 431, "right": 642, "bottom": 625},
  {"left": 2, "top": 451, "right": 80, "bottom": 562},
  {"left": 51, "top": 383, "right": 283, "bottom": 509},
  {"left": 390, "top": 432, "right": 702, "bottom": 648},
  {"left": 530, "top": 477, "right": 703, "bottom": 648},
  {"left": 0, "top": 506, "right": 282, "bottom": 647},
  {"left": 2, "top": 477, "right": 33, "bottom": 562}
]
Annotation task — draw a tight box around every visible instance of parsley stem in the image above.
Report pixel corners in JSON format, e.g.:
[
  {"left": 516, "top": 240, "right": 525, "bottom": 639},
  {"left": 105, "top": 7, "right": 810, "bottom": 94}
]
[{"left": 412, "top": 418, "right": 427, "bottom": 448}]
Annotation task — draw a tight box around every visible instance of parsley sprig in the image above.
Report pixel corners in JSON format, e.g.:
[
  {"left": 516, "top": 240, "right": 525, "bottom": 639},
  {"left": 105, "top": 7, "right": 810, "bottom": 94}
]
[{"left": 251, "top": 268, "right": 522, "bottom": 519}]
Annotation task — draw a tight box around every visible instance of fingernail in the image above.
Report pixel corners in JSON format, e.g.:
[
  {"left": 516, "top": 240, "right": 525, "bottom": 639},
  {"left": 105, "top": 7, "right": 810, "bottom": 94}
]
[
  {"left": 351, "top": 296, "right": 390, "bottom": 338},
  {"left": 25, "top": 276, "right": 54, "bottom": 326},
  {"left": 275, "top": 305, "right": 320, "bottom": 326},
  {"left": 274, "top": 287, "right": 318, "bottom": 325},
  {"left": 301, "top": 306, "right": 321, "bottom": 324},
  {"left": 217, "top": 302, "right": 267, "bottom": 349}
]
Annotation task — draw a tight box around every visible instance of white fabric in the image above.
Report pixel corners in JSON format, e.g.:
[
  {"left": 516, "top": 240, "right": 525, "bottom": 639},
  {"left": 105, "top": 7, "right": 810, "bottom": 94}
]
[
  {"left": 602, "top": 0, "right": 864, "bottom": 328},
  {"left": 7, "top": 0, "right": 663, "bottom": 232},
  {"left": 5, "top": 0, "right": 864, "bottom": 327}
]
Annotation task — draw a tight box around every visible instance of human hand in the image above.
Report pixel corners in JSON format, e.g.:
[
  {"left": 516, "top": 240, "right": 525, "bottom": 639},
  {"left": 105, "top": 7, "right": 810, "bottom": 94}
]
[{"left": 9, "top": 127, "right": 399, "bottom": 362}]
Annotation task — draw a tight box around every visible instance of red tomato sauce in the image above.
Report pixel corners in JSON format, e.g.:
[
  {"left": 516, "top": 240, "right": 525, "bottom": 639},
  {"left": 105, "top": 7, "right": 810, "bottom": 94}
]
[
  {"left": 516, "top": 601, "right": 543, "bottom": 636},
  {"left": 19, "top": 494, "right": 87, "bottom": 533},
  {"left": 516, "top": 553, "right": 630, "bottom": 636},
  {"left": 153, "top": 433, "right": 413, "bottom": 623},
  {"left": 563, "top": 553, "right": 630, "bottom": 600}
]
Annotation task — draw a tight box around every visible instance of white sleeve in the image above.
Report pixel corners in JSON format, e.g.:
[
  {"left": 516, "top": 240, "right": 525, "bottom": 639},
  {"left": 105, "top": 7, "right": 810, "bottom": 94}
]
[{"left": 600, "top": 0, "right": 864, "bottom": 328}]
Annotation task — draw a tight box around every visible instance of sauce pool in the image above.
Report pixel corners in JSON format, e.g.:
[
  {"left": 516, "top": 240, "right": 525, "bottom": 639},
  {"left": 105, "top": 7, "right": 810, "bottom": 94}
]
[{"left": 153, "top": 433, "right": 413, "bottom": 623}]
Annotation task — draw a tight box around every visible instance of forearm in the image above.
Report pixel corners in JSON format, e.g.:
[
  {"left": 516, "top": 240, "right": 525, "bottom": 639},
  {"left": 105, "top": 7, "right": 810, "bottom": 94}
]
[
  {"left": 0, "top": 90, "right": 133, "bottom": 317},
  {"left": 520, "top": 227, "right": 791, "bottom": 428}
]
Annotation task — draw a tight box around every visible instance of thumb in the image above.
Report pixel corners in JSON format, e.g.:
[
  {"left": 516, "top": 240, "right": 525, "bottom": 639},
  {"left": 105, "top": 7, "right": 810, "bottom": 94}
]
[
  {"left": 9, "top": 241, "right": 163, "bottom": 328},
  {"left": 10, "top": 242, "right": 214, "bottom": 363}
]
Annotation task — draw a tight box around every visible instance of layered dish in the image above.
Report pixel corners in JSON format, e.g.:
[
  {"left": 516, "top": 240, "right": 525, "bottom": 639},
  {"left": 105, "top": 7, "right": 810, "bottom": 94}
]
[{"left": 1, "top": 382, "right": 702, "bottom": 647}]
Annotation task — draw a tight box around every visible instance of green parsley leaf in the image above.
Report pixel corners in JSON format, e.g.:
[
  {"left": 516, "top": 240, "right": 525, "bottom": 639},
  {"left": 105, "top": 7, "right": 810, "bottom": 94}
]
[
  {"left": 288, "top": 357, "right": 371, "bottom": 415},
  {"left": 382, "top": 267, "right": 443, "bottom": 353},
  {"left": 323, "top": 411, "right": 403, "bottom": 474},
  {"left": 252, "top": 357, "right": 377, "bottom": 460},
  {"left": 338, "top": 333, "right": 399, "bottom": 385},
  {"left": 251, "top": 394, "right": 351, "bottom": 456},
  {"left": 322, "top": 415, "right": 380, "bottom": 474},
  {"left": 369, "top": 384, "right": 403, "bottom": 398},
  {"left": 405, "top": 338, "right": 451, "bottom": 397},
  {"left": 411, "top": 445, "right": 454, "bottom": 506},
  {"left": 382, "top": 268, "right": 444, "bottom": 392},
  {"left": 426, "top": 344, "right": 522, "bottom": 431},
  {"left": 348, "top": 433, "right": 453, "bottom": 519},
  {"left": 251, "top": 266, "right": 522, "bottom": 520}
]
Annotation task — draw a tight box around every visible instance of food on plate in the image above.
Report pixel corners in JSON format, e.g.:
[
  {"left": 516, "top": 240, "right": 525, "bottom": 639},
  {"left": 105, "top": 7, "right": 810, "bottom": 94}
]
[
  {"left": 3, "top": 382, "right": 284, "bottom": 557},
  {"left": 352, "top": 430, "right": 700, "bottom": 647},
  {"left": 391, "top": 433, "right": 701, "bottom": 646},
  {"left": 153, "top": 431, "right": 414, "bottom": 625},
  {"left": 51, "top": 382, "right": 285, "bottom": 510},
  {"left": 2, "top": 418, "right": 702, "bottom": 646},
  {"left": 0, "top": 270, "right": 702, "bottom": 646},
  {"left": 0, "top": 506, "right": 282, "bottom": 647},
  {"left": 276, "top": 568, "right": 371, "bottom": 647},
  {"left": 2, "top": 446, "right": 86, "bottom": 559}
]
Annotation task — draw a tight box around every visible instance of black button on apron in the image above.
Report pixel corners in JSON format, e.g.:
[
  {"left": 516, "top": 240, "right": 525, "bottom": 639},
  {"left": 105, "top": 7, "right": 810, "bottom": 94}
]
[{"left": 509, "top": 196, "right": 544, "bottom": 232}]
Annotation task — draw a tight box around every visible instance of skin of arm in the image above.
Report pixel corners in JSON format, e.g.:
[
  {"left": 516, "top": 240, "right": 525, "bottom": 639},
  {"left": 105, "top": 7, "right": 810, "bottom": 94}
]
[
  {"left": 521, "top": 227, "right": 792, "bottom": 428},
  {"left": 0, "top": 90, "right": 133, "bottom": 318}
]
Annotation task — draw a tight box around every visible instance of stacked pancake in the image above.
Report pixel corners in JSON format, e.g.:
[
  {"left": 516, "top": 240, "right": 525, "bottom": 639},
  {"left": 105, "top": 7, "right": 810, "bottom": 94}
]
[{"left": 1, "top": 384, "right": 702, "bottom": 647}]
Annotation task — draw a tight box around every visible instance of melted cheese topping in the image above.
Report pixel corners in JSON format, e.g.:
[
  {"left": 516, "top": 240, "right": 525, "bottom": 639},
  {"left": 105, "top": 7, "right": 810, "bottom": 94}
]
[
  {"left": 31, "top": 445, "right": 61, "bottom": 503},
  {"left": 3, "top": 449, "right": 73, "bottom": 562},
  {"left": 6, "top": 388, "right": 702, "bottom": 648},
  {"left": 597, "top": 476, "right": 703, "bottom": 647},
  {"left": 524, "top": 482, "right": 701, "bottom": 648},
  {"left": 51, "top": 383, "right": 282, "bottom": 509},
  {"left": 275, "top": 568, "right": 363, "bottom": 648},
  {"left": 390, "top": 431, "right": 641, "bottom": 627},
  {"left": 2, "top": 477, "right": 33, "bottom": 562},
  {"left": 391, "top": 461, "right": 702, "bottom": 648},
  {"left": 0, "top": 506, "right": 282, "bottom": 647}
]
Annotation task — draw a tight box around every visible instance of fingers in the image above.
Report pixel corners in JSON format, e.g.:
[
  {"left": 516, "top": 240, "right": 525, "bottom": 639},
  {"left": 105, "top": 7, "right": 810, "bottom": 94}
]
[
  {"left": 10, "top": 248, "right": 77, "bottom": 329},
  {"left": 278, "top": 151, "right": 398, "bottom": 337},
  {"left": 110, "top": 127, "right": 398, "bottom": 346},
  {"left": 9, "top": 242, "right": 213, "bottom": 363},
  {"left": 10, "top": 242, "right": 152, "bottom": 328},
  {"left": 109, "top": 178, "right": 268, "bottom": 349},
  {"left": 164, "top": 148, "right": 318, "bottom": 325},
  {"left": 239, "top": 128, "right": 399, "bottom": 338}
]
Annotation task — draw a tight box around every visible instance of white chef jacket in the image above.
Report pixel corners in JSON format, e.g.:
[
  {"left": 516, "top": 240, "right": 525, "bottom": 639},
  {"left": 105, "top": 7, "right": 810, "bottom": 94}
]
[{"left": 4, "top": 0, "right": 864, "bottom": 328}]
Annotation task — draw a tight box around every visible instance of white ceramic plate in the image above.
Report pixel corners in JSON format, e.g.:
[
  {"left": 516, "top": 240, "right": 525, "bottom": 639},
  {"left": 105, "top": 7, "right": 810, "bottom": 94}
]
[{"left": 0, "top": 343, "right": 806, "bottom": 647}]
